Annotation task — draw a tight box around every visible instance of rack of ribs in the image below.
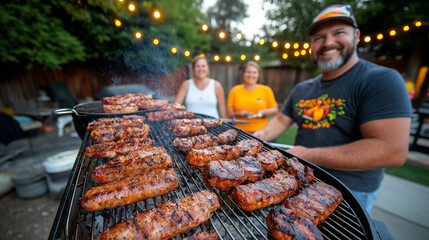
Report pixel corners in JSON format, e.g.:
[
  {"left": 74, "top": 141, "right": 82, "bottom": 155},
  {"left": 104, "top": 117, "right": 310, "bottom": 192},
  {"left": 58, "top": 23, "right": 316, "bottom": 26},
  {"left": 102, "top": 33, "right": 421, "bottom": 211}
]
[
  {"left": 232, "top": 170, "right": 298, "bottom": 211},
  {"left": 98, "top": 190, "right": 220, "bottom": 240},
  {"left": 266, "top": 205, "right": 322, "bottom": 240},
  {"left": 81, "top": 168, "right": 178, "bottom": 212}
]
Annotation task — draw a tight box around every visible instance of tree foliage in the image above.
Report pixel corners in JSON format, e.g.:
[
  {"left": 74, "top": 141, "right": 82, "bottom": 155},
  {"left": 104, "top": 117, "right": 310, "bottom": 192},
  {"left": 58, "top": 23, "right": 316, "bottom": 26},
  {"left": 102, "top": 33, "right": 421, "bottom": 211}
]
[{"left": 0, "top": 0, "right": 210, "bottom": 71}]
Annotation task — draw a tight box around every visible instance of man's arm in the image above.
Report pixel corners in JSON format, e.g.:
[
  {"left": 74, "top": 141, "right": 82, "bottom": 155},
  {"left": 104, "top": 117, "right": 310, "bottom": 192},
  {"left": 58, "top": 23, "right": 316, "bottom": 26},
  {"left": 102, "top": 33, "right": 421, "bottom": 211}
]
[
  {"left": 287, "top": 117, "right": 411, "bottom": 171},
  {"left": 253, "top": 112, "right": 294, "bottom": 141}
]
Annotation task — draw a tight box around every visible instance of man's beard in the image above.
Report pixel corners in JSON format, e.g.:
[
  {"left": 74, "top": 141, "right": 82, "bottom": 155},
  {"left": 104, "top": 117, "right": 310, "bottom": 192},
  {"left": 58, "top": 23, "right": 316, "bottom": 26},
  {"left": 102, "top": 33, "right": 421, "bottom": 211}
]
[{"left": 315, "top": 39, "right": 356, "bottom": 72}]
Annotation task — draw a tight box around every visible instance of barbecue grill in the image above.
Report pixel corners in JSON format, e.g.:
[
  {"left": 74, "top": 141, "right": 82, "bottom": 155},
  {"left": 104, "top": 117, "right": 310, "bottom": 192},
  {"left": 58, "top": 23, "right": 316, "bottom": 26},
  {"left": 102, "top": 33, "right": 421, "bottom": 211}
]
[{"left": 49, "top": 113, "right": 389, "bottom": 240}]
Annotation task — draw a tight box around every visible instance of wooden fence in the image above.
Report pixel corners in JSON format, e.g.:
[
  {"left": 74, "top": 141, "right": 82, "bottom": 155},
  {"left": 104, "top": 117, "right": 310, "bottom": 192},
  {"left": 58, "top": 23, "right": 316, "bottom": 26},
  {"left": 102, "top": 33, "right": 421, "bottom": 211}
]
[{"left": 0, "top": 61, "right": 311, "bottom": 110}]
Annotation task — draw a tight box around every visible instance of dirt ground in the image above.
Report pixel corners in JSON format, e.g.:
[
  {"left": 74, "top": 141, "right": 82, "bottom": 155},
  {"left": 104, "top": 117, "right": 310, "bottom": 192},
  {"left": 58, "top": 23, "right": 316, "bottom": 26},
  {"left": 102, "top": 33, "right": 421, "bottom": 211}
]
[
  {"left": 0, "top": 191, "right": 60, "bottom": 240},
  {"left": 0, "top": 125, "right": 81, "bottom": 240}
]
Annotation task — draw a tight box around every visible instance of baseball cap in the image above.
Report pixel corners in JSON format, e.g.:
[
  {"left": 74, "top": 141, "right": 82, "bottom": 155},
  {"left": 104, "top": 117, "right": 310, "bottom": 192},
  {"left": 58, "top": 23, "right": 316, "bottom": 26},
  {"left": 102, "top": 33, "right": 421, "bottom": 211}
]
[{"left": 306, "top": 4, "right": 358, "bottom": 36}]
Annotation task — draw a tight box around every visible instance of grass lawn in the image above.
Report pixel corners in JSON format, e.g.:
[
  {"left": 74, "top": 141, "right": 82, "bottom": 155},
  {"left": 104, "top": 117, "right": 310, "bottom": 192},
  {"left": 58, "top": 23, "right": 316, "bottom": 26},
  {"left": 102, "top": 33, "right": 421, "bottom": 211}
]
[{"left": 276, "top": 127, "right": 429, "bottom": 187}]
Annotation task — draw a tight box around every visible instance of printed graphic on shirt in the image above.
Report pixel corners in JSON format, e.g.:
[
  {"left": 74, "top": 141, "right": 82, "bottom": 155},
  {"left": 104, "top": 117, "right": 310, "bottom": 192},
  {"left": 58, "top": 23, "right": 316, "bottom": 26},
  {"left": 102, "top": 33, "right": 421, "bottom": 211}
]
[{"left": 294, "top": 94, "right": 346, "bottom": 129}]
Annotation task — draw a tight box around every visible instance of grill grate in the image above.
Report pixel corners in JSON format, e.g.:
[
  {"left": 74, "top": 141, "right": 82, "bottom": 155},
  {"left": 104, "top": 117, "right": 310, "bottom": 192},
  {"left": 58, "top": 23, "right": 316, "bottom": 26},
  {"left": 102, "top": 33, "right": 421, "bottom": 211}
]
[{"left": 49, "top": 115, "right": 376, "bottom": 240}]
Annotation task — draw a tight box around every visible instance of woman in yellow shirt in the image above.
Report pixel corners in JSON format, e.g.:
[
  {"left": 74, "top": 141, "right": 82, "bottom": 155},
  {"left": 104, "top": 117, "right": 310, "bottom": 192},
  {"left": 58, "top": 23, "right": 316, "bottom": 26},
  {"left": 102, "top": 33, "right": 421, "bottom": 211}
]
[{"left": 227, "top": 61, "right": 278, "bottom": 132}]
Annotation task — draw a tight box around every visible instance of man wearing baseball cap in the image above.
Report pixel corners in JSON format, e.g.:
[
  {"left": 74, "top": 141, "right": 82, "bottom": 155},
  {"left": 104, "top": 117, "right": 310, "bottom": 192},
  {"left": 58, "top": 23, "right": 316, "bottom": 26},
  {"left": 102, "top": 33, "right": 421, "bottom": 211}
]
[{"left": 254, "top": 4, "right": 412, "bottom": 212}]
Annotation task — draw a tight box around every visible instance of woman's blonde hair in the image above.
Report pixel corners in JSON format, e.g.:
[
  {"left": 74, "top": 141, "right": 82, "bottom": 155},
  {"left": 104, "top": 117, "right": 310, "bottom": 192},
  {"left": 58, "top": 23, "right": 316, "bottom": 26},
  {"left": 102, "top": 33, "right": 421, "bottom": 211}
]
[{"left": 244, "top": 61, "right": 261, "bottom": 75}]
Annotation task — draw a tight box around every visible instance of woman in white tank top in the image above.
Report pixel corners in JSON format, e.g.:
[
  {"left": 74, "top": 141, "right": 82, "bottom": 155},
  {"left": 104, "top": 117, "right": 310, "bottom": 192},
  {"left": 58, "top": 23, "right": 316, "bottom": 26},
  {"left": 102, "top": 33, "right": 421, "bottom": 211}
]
[{"left": 173, "top": 56, "right": 228, "bottom": 119}]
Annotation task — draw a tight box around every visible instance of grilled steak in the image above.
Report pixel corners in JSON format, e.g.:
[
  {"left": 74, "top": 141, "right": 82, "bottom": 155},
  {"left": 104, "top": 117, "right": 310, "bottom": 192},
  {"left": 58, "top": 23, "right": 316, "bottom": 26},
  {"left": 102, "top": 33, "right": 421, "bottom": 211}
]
[
  {"left": 216, "top": 129, "right": 238, "bottom": 144},
  {"left": 102, "top": 103, "right": 138, "bottom": 113},
  {"left": 232, "top": 170, "right": 298, "bottom": 211},
  {"left": 84, "top": 138, "right": 154, "bottom": 158},
  {"left": 172, "top": 133, "right": 219, "bottom": 152},
  {"left": 235, "top": 155, "right": 265, "bottom": 182},
  {"left": 102, "top": 93, "right": 152, "bottom": 105},
  {"left": 172, "top": 125, "right": 208, "bottom": 136},
  {"left": 284, "top": 157, "right": 314, "bottom": 188},
  {"left": 187, "top": 145, "right": 241, "bottom": 167},
  {"left": 284, "top": 181, "right": 343, "bottom": 225},
  {"left": 255, "top": 150, "right": 284, "bottom": 171},
  {"left": 81, "top": 168, "right": 178, "bottom": 211},
  {"left": 235, "top": 139, "right": 262, "bottom": 155},
  {"left": 135, "top": 99, "right": 169, "bottom": 109},
  {"left": 205, "top": 160, "right": 246, "bottom": 191},
  {"left": 116, "top": 146, "right": 168, "bottom": 161},
  {"left": 146, "top": 111, "right": 194, "bottom": 121},
  {"left": 86, "top": 115, "right": 145, "bottom": 131},
  {"left": 92, "top": 152, "right": 172, "bottom": 184},
  {"left": 192, "top": 230, "right": 219, "bottom": 240},
  {"left": 267, "top": 205, "right": 322, "bottom": 240},
  {"left": 170, "top": 118, "right": 222, "bottom": 128},
  {"left": 98, "top": 190, "right": 220, "bottom": 240},
  {"left": 91, "top": 124, "right": 150, "bottom": 143},
  {"left": 158, "top": 103, "right": 186, "bottom": 112}
]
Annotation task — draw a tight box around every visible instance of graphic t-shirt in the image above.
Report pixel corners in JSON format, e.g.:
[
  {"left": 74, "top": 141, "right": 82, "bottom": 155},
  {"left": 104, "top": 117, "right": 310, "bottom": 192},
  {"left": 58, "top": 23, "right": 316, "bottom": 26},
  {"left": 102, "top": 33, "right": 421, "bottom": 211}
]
[
  {"left": 282, "top": 60, "right": 412, "bottom": 192},
  {"left": 227, "top": 84, "right": 277, "bottom": 132}
]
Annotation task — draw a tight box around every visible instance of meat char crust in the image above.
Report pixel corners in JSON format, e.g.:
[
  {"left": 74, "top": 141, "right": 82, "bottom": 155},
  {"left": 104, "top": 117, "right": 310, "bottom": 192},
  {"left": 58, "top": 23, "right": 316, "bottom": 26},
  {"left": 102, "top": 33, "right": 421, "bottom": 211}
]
[
  {"left": 284, "top": 157, "right": 315, "bottom": 188},
  {"left": 92, "top": 152, "right": 172, "bottom": 184},
  {"left": 255, "top": 150, "right": 284, "bottom": 171},
  {"left": 187, "top": 145, "right": 241, "bottom": 167},
  {"left": 283, "top": 181, "right": 343, "bottom": 225},
  {"left": 91, "top": 124, "right": 150, "bottom": 143},
  {"left": 84, "top": 138, "right": 153, "bottom": 158},
  {"left": 267, "top": 205, "right": 323, "bottom": 240},
  {"left": 86, "top": 115, "right": 145, "bottom": 131},
  {"left": 98, "top": 190, "right": 220, "bottom": 240},
  {"left": 205, "top": 160, "right": 246, "bottom": 191},
  {"left": 81, "top": 168, "right": 178, "bottom": 212},
  {"left": 172, "top": 125, "right": 207, "bottom": 136},
  {"left": 232, "top": 170, "right": 298, "bottom": 211}
]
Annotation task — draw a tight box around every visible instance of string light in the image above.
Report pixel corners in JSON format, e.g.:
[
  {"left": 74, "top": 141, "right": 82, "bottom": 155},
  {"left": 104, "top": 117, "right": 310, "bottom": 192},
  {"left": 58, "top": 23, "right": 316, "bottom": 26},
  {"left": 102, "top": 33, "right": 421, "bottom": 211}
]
[
  {"left": 240, "top": 54, "right": 246, "bottom": 61},
  {"left": 294, "top": 51, "right": 300, "bottom": 57},
  {"left": 293, "top": 43, "right": 299, "bottom": 49},
  {"left": 114, "top": 19, "right": 122, "bottom": 27},
  {"left": 153, "top": 38, "right": 159, "bottom": 45},
  {"left": 184, "top": 50, "right": 191, "bottom": 57},
  {"left": 225, "top": 55, "right": 231, "bottom": 62},
  {"left": 236, "top": 33, "right": 242, "bottom": 39},
  {"left": 303, "top": 43, "right": 309, "bottom": 49},
  {"left": 377, "top": 33, "right": 384, "bottom": 40},
  {"left": 254, "top": 55, "right": 260, "bottom": 61},
  {"left": 214, "top": 55, "right": 220, "bottom": 61},
  {"left": 284, "top": 43, "right": 291, "bottom": 49},
  {"left": 300, "top": 50, "right": 306, "bottom": 55},
  {"left": 135, "top": 31, "right": 142, "bottom": 39},
  {"left": 272, "top": 41, "right": 278, "bottom": 48},
  {"left": 128, "top": 3, "right": 135, "bottom": 11},
  {"left": 282, "top": 53, "right": 288, "bottom": 59},
  {"left": 200, "top": 54, "right": 205, "bottom": 58},
  {"left": 219, "top": 31, "right": 226, "bottom": 39},
  {"left": 153, "top": 10, "right": 161, "bottom": 19},
  {"left": 389, "top": 29, "right": 397, "bottom": 36},
  {"left": 201, "top": 24, "right": 208, "bottom": 31},
  {"left": 403, "top": 25, "right": 410, "bottom": 31},
  {"left": 259, "top": 39, "right": 265, "bottom": 45},
  {"left": 415, "top": 21, "right": 422, "bottom": 27},
  {"left": 364, "top": 36, "right": 371, "bottom": 43},
  {"left": 171, "top": 47, "right": 177, "bottom": 54}
]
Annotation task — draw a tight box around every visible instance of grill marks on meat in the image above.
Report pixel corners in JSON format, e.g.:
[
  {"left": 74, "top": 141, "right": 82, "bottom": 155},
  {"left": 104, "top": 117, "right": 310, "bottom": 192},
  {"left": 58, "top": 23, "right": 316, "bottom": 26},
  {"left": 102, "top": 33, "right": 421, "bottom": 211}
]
[
  {"left": 284, "top": 181, "right": 343, "bottom": 225},
  {"left": 102, "top": 103, "right": 139, "bottom": 113},
  {"left": 187, "top": 139, "right": 262, "bottom": 166},
  {"left": 98, "top": 190, "right": 220, "bottom": 240},
  {"left": 267, "top": 205, "right": 323, "bottom": 240},
  {"left": 91, "top": 124, "right": 150, "bottom": 143},
  {"left": 205, "top": 155, "right": 264, "bottom": 191},
  {"left": 84, "top": 138, "right": 154, "bottom": 158},
  {"left": 232, "top": 170, "right": 298, "bottom": 211},
  {"left": 135, "top": 99, "right": 169, "bottom": 109},
  {"left": 217, "top": 129, "right": 238, "bottom": 144},
  {"left": 284, "top": 157, "right": 315, "bottom": 188},
  {"left": 172, "top": 129, "right": 237, "bottom": 152},
  {"left": 146, "top": 111, "right": 195, "bottom": 121},
  {"left": 81, "top": 168, "right": 178, "bottom": 212},
  {"left": 116, "top": 146, "right": 167, "bottom": 162},
  {"left": 158, "top": 103, "right": 186, "bottom": 112},
  {"left": 92, "top": 152, "right": 172, "bottom": 184},
  {"left": 192, "top": 230, "right": 219, "bottom": 240},
  {"left": 172, "top": 125, "right": 208, "bottom": 136},
  {"left": 187, "top": 145, "right": 241, "bottom": 167},
  {"left": 102, "top": 93, "right": 153, "bottom": 105},
  {"left": 170, "top": 118, "right": 222, "bottom": 128},
  {"left": 205, "top": 160, "right": 246, "bottom": 191},
  {"left": 86, "top": 115, "right": 145, "bottom": 131},
  {"left": 172, "top": 133, "right": 219, "bottom": 151},
  {"left": 255, "top": 150, "right": 284, "bottom": 171}
]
